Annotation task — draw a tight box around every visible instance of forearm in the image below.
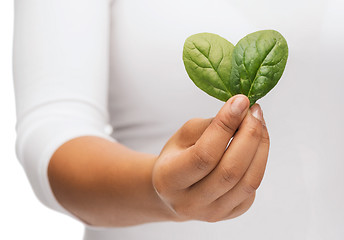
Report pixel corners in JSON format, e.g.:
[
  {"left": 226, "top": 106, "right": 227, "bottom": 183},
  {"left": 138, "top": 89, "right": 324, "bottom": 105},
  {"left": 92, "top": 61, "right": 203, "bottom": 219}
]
[{"left": 48, "top": 136, "right": 175, "bottom": 227}]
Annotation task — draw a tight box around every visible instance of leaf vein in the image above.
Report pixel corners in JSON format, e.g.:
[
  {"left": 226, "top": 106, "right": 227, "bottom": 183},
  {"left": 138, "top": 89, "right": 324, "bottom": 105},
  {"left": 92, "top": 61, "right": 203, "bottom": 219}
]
[
  {"left": 184, "top": 58, "right": 229, "bottom": 96},
  {"left": 192, "top": 42, "right": 230, "bottom": 93},
  {"left": 248, "top": 40, "right": 278, "bottom": 96}
]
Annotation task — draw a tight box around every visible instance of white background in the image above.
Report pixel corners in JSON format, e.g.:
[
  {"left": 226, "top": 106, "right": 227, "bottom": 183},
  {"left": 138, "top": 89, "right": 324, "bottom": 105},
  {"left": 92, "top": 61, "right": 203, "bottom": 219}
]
[
  {"left": 0, "top": 2, "right": 83, "bottom": 239},
  {"left": 2, "top": 0, "right": 344, "bottom": 239}
]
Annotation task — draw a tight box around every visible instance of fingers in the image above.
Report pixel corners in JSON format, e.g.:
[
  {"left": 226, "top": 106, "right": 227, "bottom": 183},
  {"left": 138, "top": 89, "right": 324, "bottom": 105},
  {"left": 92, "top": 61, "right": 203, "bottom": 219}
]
[
  {"left": 152, "top": 118, "right": 212, "bottom": 191},
  {"left": 188, "top": 104, "right": 264, "bottom": 202},
  {"left": 169, "top": 95, "right": 250, "bottom": 189},
  {"left": 173, "top": 118, "right": 213, "bottom": 149},
  {"left": 160, "top": 118, "right": 212, "bottom": 154},
  {"left": 224, "top": 192, "right": 256, "bottom": 220},
  {"left": 193, "top": 94, "right": 250, "bottom": 163},
  {"left": 210, "top": 118, "right": 270, "bottom": 216},
  {"left": 153, "top": 101, "right": 270, "bottom": 223}
]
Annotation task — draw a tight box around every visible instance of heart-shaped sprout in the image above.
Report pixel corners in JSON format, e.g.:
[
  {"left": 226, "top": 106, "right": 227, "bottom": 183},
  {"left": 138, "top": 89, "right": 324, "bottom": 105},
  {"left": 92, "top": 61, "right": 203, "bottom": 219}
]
[{"left": 183, "top": 30, "right": 288, "bottom": 106}]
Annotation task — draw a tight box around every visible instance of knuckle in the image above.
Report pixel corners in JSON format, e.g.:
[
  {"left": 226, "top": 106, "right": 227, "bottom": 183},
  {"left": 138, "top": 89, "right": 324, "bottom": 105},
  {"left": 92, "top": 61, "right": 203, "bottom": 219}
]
[
  {"left": 227, "top": 193, "right": 256, "bottom": 219},
  {"left": 172, "top": 202, "right": 194, "bottom": 219},
  {"left": 242, "top": 178, "right": 261, "bottom": 195},
  {"left": 246, "top": 121, "right": 262, "bottom": 140},
  {"left": 241, "top": 193, "right": 256, "bottom": 210},
  {"left": 191, "top": 146, "right": 216, "bottom": 171},
  {"left": 200, "top": 204, "right": 230, "bottom": 223},
  {"left": 177, "top": 118, "right": 211, "bottom": 147},
  {"left": 177, "top": 119, "right": 198, "bottom": 140},
  {"left": 213, "top": 116, "right": 238, "bottom": 135},
  {"left": 197, "top": 210, "right": 222, "bottom": 223},
  {"left": 181, "top": 118, "right": 198, "bottom": 132},
  {"left": 204, "top": 215, "right": 221, "bottom": 223},
  {"left": 185, "top": 118, "right": 198, "bottom": 126},
  {"left": 202, "top": 208, "right": 227, "bottom": 223},
  {"left": 261, "top": 130, "right": 270, "bottom": 146},
  {"left": 181, "top": 118, "right": 208, "bottom": 133},
  {"left": 220, "top": 166, "right": 241, "bottom": 186}
]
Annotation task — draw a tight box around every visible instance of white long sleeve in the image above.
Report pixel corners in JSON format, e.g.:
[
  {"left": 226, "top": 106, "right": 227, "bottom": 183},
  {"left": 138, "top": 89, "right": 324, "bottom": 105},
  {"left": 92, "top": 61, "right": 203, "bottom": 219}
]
[{"left": 13, "top": 0, "right": 114, "bottom": 214}]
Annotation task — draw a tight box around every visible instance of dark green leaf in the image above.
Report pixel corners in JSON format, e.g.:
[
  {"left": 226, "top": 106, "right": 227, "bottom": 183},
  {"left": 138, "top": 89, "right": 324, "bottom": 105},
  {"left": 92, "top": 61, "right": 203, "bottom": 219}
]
[{"left": 229, "top": 30, "right": 288, "bottom": 105}]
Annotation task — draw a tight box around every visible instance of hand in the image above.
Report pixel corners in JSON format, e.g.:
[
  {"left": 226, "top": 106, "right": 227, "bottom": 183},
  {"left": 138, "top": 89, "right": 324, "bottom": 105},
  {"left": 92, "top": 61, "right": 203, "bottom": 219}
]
[{"left": 152, "top": 95, "right": 270, "bottom": 222}]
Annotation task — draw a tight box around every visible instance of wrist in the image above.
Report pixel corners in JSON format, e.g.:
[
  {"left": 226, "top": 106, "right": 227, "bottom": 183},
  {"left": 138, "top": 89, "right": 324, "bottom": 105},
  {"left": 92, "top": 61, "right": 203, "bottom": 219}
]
[
  {"left": 150, "top": 153, "right": 187, "bottom": 223},
  {"left": 48, "top": 136, "right": 178, "bottom": 227}
]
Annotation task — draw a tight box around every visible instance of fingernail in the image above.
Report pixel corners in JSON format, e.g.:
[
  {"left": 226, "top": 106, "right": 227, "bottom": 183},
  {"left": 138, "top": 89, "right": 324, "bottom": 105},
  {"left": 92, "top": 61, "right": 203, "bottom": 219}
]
[
  {"left": 250, "top": 104, "right": 263, "bottom": 121},
  {"left": 230, "top": 95, "right": 248, "bottom": 115}
]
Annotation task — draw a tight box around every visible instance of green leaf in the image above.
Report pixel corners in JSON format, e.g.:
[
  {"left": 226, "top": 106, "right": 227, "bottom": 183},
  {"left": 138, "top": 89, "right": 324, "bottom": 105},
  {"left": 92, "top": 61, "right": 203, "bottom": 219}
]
[
  {"left": 183, "top": 30, "right": 288, "bottom": 106},
  {"left": 183, "top": 33, "right": 234, "bottom": 101},
  {"left": 229, "top": 30, "right": 288, "bottom": 105}
]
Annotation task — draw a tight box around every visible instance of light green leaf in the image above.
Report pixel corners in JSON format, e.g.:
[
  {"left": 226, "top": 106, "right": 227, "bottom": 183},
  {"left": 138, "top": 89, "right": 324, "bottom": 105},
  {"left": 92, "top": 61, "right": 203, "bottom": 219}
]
[{"left": 183, "top": 33, "right": 234, "bottom": 101}]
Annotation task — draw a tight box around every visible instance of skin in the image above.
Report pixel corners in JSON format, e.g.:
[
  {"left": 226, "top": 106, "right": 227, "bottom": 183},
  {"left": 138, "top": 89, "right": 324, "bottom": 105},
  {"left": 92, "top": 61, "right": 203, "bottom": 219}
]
[{"left": 48, "top": 94, "right": 270, "bottom": 227}]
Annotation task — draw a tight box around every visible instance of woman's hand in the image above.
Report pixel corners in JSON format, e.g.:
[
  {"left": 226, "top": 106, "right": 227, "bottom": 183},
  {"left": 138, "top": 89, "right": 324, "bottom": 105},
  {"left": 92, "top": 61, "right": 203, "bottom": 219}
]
[
  {"left": 48, "top": 94, "right": 268, "bottom": 227},
  {"left": 152, "top": 94, "right": 270, "bottom": 222}
]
